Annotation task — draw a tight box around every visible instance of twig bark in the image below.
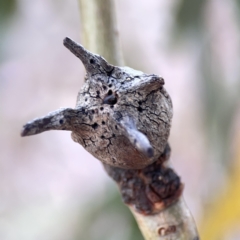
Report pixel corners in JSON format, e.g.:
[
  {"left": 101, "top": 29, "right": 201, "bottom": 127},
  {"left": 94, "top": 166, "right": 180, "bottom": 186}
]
[
  {"left": 104, "top": 144, "right": 199, "bottom": 240},
  {"left": 78, "top": 0, "right": 123, "bottom": 66},
  {"left": 130, "top": 198, "right": 199, "bottom": 239}
]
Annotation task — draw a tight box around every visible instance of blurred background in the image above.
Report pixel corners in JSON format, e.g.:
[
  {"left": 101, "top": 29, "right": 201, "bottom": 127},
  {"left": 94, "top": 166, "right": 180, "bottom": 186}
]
[{"left": 1, "top": 0, "right": 240, "bottom": 239}]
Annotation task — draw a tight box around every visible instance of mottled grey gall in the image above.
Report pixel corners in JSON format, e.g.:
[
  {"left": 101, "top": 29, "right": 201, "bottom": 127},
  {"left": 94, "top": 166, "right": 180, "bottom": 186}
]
[{"left": 21, "top": 37, "right": 173, "bottom": 169}]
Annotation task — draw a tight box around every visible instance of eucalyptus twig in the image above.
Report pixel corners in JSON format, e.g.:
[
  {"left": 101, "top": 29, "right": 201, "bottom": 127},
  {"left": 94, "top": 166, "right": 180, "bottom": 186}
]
[
  {"left": 78, "top": 0, "right": 123, "bottom": 66},
  {"left": 21, "top": 0, "right": 200, "bottom": 239}
]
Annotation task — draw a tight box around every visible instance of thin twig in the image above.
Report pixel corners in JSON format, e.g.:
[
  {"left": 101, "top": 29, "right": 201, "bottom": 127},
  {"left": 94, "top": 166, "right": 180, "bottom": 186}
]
[
  {"left": 77, "top": 0, "right": 199, "bottom": 239},
  {"left": 77, "top": 1, "right": 200, "bottom": 239},
  {"left": 78, "top": 0, "right": 123, "bottom": 66}
]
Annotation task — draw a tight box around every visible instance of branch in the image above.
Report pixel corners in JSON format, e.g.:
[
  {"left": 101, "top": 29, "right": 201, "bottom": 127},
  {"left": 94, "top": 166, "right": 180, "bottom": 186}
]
[
  {"left": 131, "top": 198, "right": 199, "bottom": 239},
  {"left": 78, "top": 0, "right": 123, "bottom": 66},
  {"left": 77, "top": 1, "right": 200, "bottom": 239}
]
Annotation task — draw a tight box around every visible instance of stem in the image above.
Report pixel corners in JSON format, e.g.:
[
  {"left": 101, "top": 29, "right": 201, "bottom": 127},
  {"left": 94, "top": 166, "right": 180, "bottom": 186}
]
[
  {"left": 78, "top": 1, "right": 199, "bottom": 239},
  {"left": 130, "top": 198, "right": 199, "bottom": 240},
  {"left": 78, "top": 0, "right": 123, "bottom": 66}
]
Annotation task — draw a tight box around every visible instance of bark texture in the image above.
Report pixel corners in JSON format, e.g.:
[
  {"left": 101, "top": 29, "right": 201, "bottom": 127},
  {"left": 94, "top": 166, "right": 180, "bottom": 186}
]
[
  {"left": 104, "top": 144, "right": 199, "bottom": 240},
  {"left": 131, "top": 198, "right": 199, "bottom": 240},
  {"left": 79, "top": 0, "right": 123, "bottom": 66},
  {"left": 104, "top": 144, "right": 183, "bottom": 215}
]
